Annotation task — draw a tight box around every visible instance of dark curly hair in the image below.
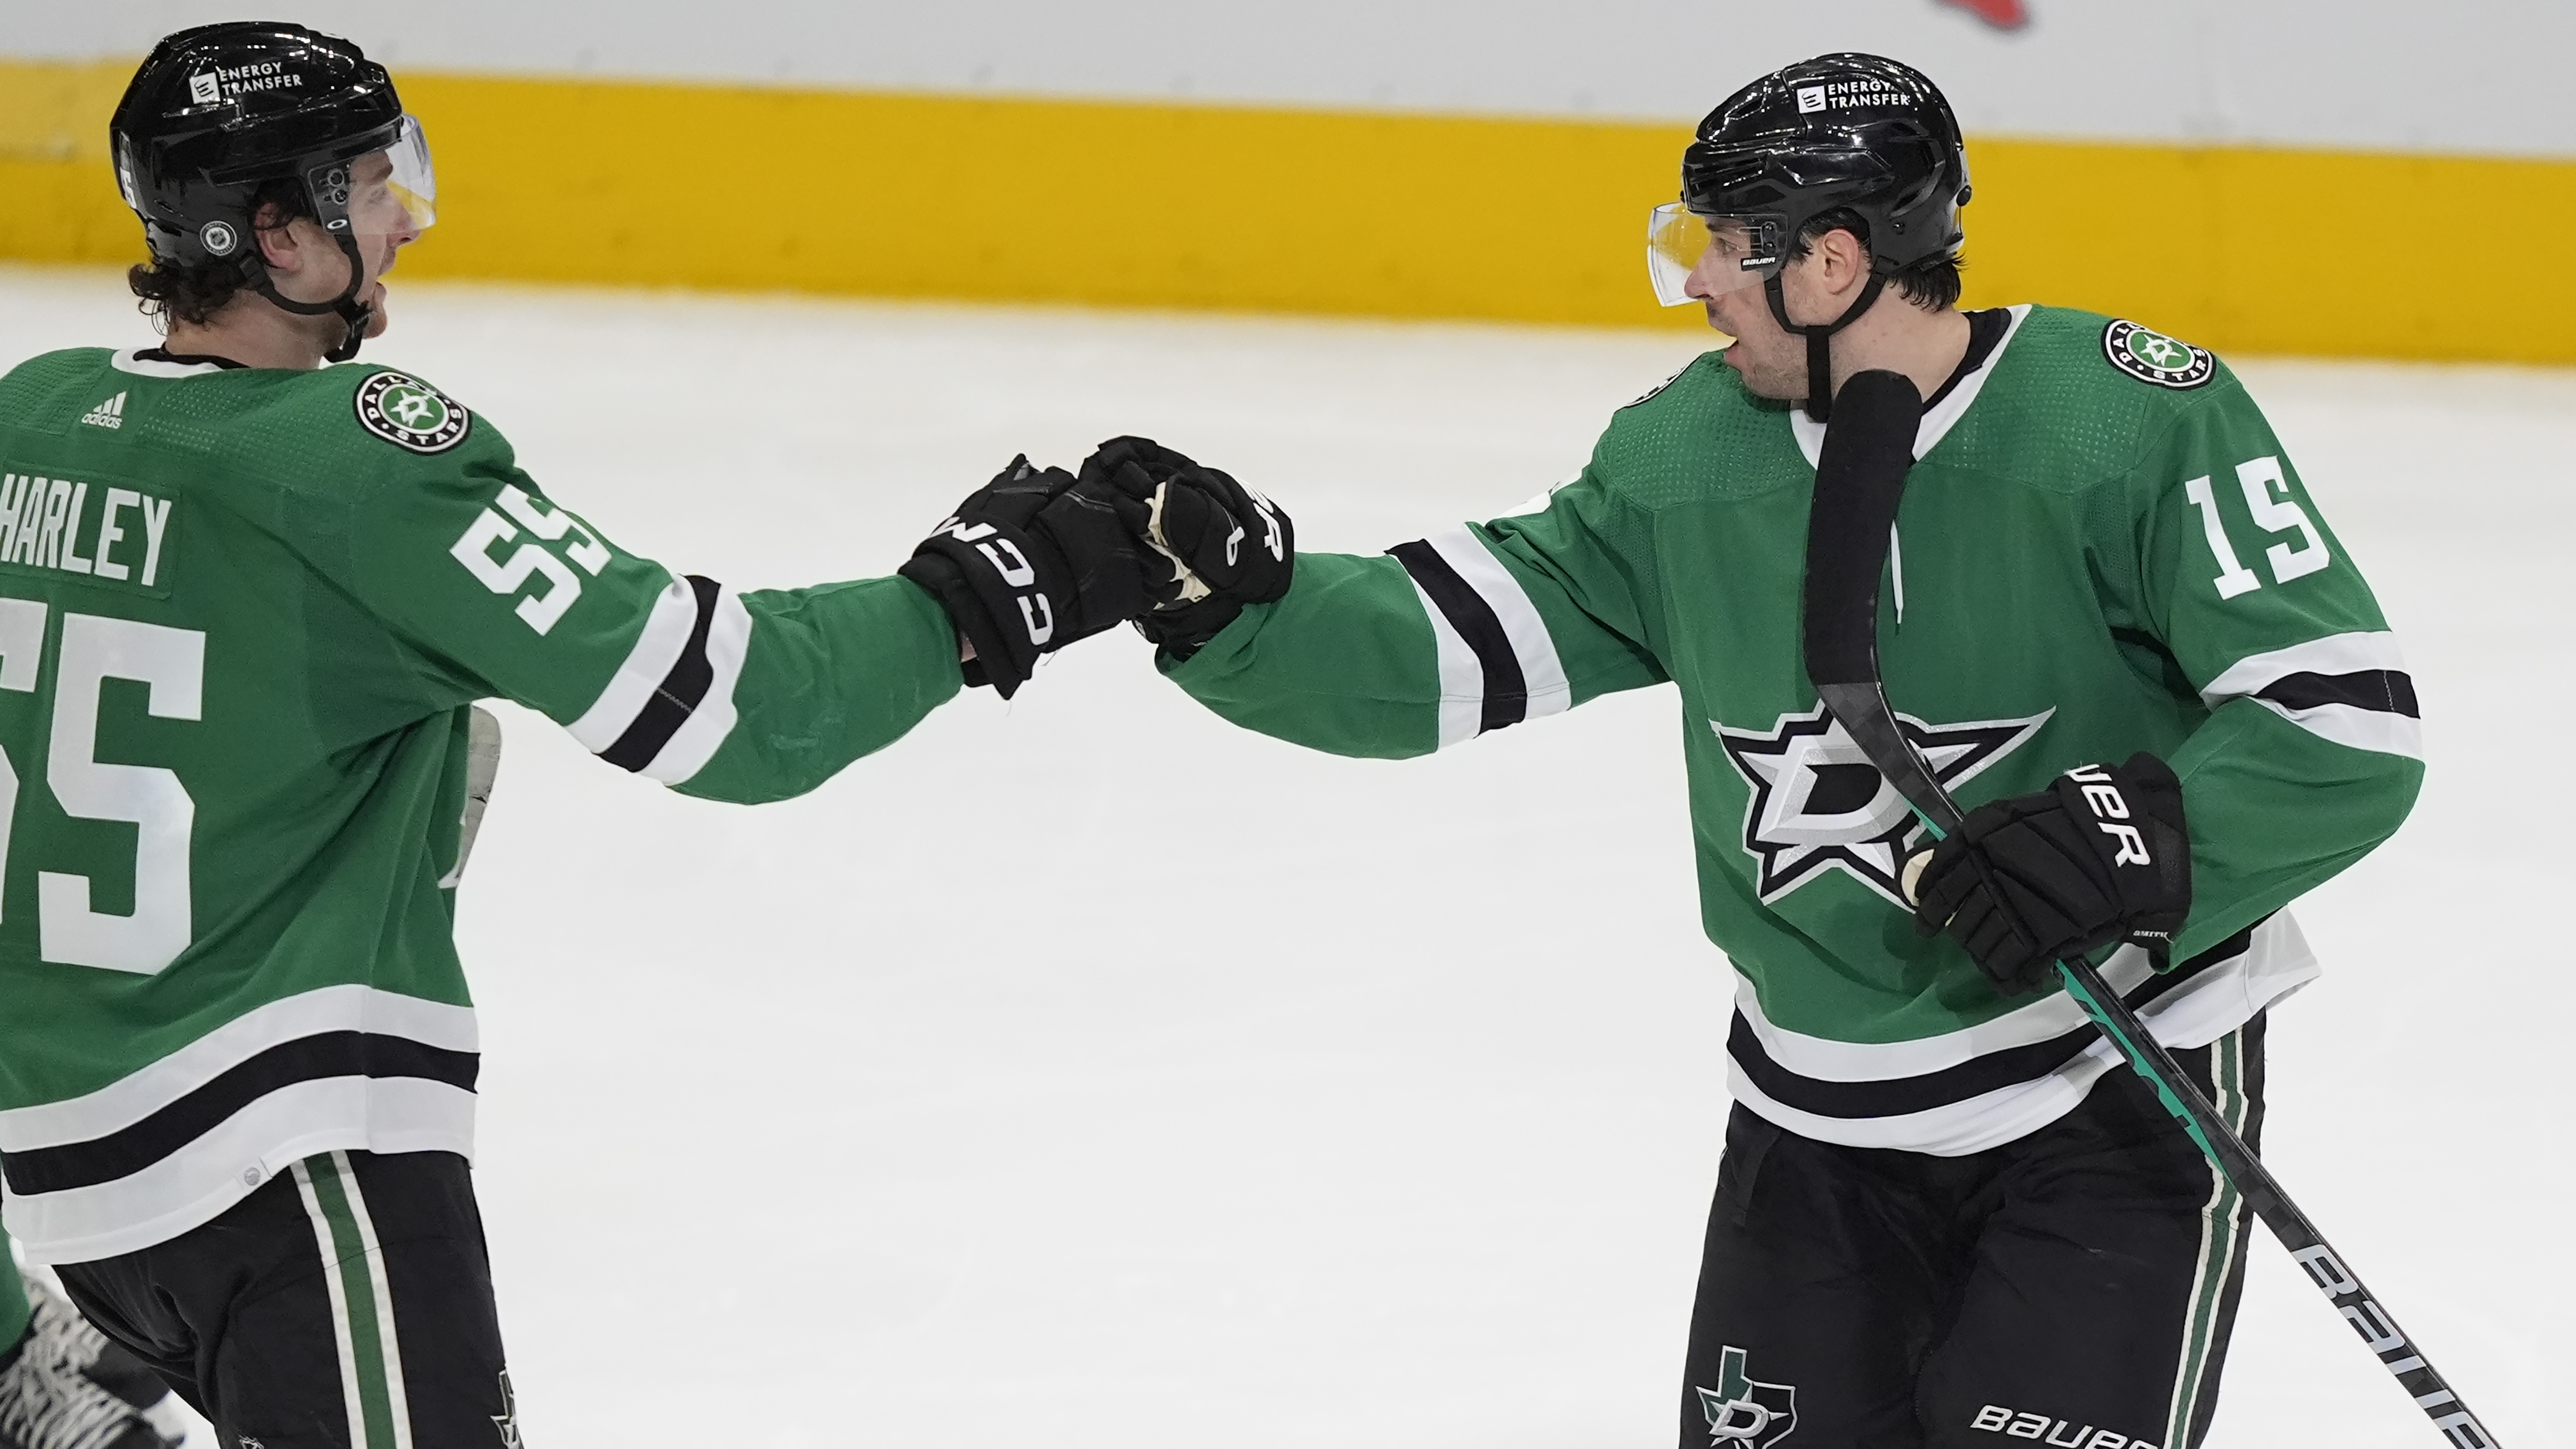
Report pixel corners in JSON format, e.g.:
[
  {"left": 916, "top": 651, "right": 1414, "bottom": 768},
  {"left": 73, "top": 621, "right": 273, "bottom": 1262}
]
[{"left": 127, "top": 178, "right": 312, "bottom": 328}]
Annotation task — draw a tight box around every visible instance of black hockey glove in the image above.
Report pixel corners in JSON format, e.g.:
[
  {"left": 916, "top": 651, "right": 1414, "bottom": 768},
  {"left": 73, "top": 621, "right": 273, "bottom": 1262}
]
[
  {"left": 897, "top": 455, "right": 1153, "bottom": 698},
  {"left": 1906, "top": 752, "right": 2192, "bottom": 995},
  {"left": 1078, "top": 436, "right": 1294, "bottom": 660}
]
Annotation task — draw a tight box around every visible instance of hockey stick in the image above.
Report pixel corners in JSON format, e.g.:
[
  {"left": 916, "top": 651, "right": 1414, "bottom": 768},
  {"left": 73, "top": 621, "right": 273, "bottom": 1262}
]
[{"left": 1798, "top": 368, "right": 2498, "bottom": 1449}]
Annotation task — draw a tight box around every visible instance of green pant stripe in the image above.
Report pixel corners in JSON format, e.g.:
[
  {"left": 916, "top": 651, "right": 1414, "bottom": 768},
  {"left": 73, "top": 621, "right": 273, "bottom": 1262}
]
[
  {"left": 2164, "top": 1032, "right": 2248, "bottom": 1449},
  {"left": 338, "top": 1154, "right": 418, "bottom": 1449},
  {"left": 290, "top": 1159, "right": 370, "bottom": 1448},
  {"left": 295, "top": 1154, "right": 410, "bottom": 1449}
]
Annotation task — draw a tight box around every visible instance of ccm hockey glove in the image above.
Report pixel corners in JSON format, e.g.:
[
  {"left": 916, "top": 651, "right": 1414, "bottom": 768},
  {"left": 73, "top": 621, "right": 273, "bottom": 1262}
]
[
  {"left": 1906, "top": 752, "right": 2192, "bottom": 995},
  {"left": 1079, "top": 436, "right": 1294, "bottom": 659},
  {"left": 898, "top": 455, "right": 1153, "bottom": 698}
]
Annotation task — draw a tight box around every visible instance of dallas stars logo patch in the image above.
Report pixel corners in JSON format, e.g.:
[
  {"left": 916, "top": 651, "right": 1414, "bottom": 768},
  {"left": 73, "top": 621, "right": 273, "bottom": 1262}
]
[
  {"left": 1697, "top": 1345, "right": 1798, "bottom": 1446},
  {"left": 1714, "top": 704, "right": 2050, "bottom": 907},
  {"left": 2102, "top": 319, "right": 2215, "bottom": 390},
  {"left": 355, "top": 370, "right": 471, "bottom": 454}
]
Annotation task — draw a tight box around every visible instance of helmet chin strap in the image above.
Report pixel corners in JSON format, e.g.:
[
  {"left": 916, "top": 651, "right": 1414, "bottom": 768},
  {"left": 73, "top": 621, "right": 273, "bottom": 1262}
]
[
  {"left": 252, "top": 228, "right": 375, "bottom": 363},
  {"left": 1765, "top": 271, "right": 1887, "bottom": 424}
]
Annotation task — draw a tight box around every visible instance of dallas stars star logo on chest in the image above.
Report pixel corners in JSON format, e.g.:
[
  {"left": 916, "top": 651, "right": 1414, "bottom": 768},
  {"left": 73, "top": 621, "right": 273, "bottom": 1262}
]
[{"left": 1714, "top": 703, "right": 2052, "bottom": 906}]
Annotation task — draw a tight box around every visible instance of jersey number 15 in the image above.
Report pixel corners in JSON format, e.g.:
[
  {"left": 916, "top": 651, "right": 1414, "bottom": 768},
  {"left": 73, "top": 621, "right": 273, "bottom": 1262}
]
[{"left": 2183, "top": 454, "right": 2331, "bottom": 601}]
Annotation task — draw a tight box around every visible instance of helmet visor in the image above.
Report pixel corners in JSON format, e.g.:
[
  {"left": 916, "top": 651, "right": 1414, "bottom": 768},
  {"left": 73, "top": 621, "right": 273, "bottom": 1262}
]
[
  {"left": 383, "top": 114, "right": 436, "bottom": 231},
  {"left": 1647, "top": 202, "right": 1777, "bottom": 308},
  {"left": 329, "top": 113, "right": 436, "bottom": 240}
]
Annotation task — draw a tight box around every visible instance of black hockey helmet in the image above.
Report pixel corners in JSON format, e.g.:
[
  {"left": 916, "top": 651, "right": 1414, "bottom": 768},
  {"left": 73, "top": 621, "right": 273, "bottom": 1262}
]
[
  {"left": 111, "top": 22, "right": 435, "bottom": 361},
  {"left": 1649, "top": 54, "right": 1969, "bottom": 420}
]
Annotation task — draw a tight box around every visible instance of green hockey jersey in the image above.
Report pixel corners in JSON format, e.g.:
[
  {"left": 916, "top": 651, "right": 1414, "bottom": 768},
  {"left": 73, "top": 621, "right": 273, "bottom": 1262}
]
[
  {"left": 1166, "top": 305, "right": 2421, "bottom": 1154},
  {"left": 0, "top": 347, "right": 962, "bottom": 1262}
]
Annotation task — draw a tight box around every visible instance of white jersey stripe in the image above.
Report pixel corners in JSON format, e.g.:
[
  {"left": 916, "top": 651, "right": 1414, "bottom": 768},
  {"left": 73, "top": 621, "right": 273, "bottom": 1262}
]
[
  {"left": 1734, "top": 914, "right": 2313, "bottom": 1085},
  {"left": 10, "top": 1077, "right": 477, "bottom": 1265},
  {"left": 1730, "top": 1048, "right": 2129, "bottom": 1157},
  {"left": 0, "top": 985, "right": 476, "bottom": 1150},
  {"left": 2198, "top": 629, "right": 2408, "bottom": 702},
  {"left": 1728, "top": 975, "right": 2275, "bottom": 1158},
  {"left": 2244, "top": 697, "right": 2423, "bottom": 759},
  {"left": 1729, "top": 917, "right": 2316, "bottom": 1157},
  {"left": 565, "top": 574, "right": 700, "bottom": 752},
  {"left": 1406, "top": 574, "right": 1486, "bottom": 750},
  {"left": 2199, "top": 630, "right": 2421, "bottom": 759},
  {"left": 639, "top": 585, "right": 753, "bottom": 784},
  {"left": 1420, "top": 525, "right": 1572, "bottom": 721}
]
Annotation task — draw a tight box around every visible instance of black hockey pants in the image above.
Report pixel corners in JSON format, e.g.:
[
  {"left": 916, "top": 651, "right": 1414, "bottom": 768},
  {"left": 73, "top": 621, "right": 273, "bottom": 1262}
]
[
  {"left": 54, "top": 1149, "right": 519, "bottom": 1448},
  {"left": 1682, "top": 1017, "right": 2265, "bottom": 1449}
]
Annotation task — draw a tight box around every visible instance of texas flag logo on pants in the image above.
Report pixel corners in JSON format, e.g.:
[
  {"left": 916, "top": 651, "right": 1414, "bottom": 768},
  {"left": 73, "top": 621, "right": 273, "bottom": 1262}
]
[{"left": 1697, "top": 1345, "right": 1799, "bottom": 1446}]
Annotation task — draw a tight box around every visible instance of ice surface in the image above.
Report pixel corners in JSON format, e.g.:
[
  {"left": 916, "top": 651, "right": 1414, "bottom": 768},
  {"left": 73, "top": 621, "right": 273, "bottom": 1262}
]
[{"left": 0, "top": 265, "right": 2565, "bottom": 1448}]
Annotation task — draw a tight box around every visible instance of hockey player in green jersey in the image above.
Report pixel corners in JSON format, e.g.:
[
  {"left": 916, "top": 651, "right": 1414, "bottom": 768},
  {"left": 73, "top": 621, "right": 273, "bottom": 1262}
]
[
  {"left": 1072, "top": 53, "right": 2420, "bottom": 1449},
  {"left": 0, "top": 22, "right": 1156, "bottom": 1447}
]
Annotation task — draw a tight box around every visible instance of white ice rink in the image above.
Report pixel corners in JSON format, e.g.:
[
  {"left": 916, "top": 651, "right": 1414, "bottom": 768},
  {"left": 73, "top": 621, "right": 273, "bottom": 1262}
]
[{"left": 2, "top": 265, "right": 2568, "bottom": 1448}]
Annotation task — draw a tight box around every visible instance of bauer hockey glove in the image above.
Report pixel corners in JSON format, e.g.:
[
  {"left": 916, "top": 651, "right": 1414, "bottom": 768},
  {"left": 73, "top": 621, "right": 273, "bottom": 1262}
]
[
  {"left": 1078, "top": 436, "right": 1294, "bottom": 660},
  {"left": 1905, "top": 752, "right": 2192, "bottom": 995},
  {"left": 898, "top": 455, "right": 1154, "bottom": 698}
]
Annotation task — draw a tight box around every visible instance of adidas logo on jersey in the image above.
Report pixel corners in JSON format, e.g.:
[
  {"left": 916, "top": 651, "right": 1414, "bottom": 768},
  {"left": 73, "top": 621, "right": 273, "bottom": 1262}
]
[{"left": 79, "top": 393, "right": 127, "bottom": 431}]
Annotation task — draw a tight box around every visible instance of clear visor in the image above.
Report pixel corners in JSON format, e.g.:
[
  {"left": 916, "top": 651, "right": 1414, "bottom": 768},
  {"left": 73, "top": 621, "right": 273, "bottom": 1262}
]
[
  {"left": 1647, "top": 202, "right": 1776, "bottom": 307},
  {"left": 384, "top": 114, "right": 437, "bottom": 231},
  {"left": 328, "top": 114, "right": 437, "bottom": 239}
]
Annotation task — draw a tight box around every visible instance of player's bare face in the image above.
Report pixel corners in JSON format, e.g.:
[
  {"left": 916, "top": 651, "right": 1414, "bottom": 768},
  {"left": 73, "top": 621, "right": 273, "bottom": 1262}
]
[
  {"left": 1697, "top": 249, "right": 1820, "bottom": 403},
  {"left": 342, "top": 151, "right": 423, "bottom": 333}
]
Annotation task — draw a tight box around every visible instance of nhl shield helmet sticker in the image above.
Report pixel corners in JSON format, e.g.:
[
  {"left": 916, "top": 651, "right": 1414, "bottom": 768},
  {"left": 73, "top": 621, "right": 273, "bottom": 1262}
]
[
  {"left": 1697, "top": 1346, "right": 1798, "bottom": 1445},
  {"left": 355, "top": 371, "right": 471, "bottom": 454},
  {"left": 2101, "top": 319, "right": 2214, "bottom": 390}
]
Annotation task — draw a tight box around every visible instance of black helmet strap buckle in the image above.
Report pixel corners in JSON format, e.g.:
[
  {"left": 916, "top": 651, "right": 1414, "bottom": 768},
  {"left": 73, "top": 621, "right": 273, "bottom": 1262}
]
[{"left": 1765, "top": 269, "right": 1886, "bottom": 424}]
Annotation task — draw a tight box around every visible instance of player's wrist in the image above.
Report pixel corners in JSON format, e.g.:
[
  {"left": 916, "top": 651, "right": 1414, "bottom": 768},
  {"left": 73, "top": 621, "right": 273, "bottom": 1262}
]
[{"left": 896, "top": 549, "right": 1023, "bottom": 691}]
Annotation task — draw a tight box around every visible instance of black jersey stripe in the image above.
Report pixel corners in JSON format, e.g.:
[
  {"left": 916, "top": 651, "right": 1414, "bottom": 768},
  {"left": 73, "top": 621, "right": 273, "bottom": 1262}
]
[
  {"left": 2255, "top": 669, "right": 2418, "bottom": 718},
  {"left": 1391, "top": 540, "right": 1527, "bottom": 733},
  {"left": 1, "top": 1033, "right": 479, "bottom": 1196},
  {"left": 600, "top": 574, "right": 722, "bottom": 771},
  {"left": 1728, "top": 927, "right": 2253, "bottom": 1121}
]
